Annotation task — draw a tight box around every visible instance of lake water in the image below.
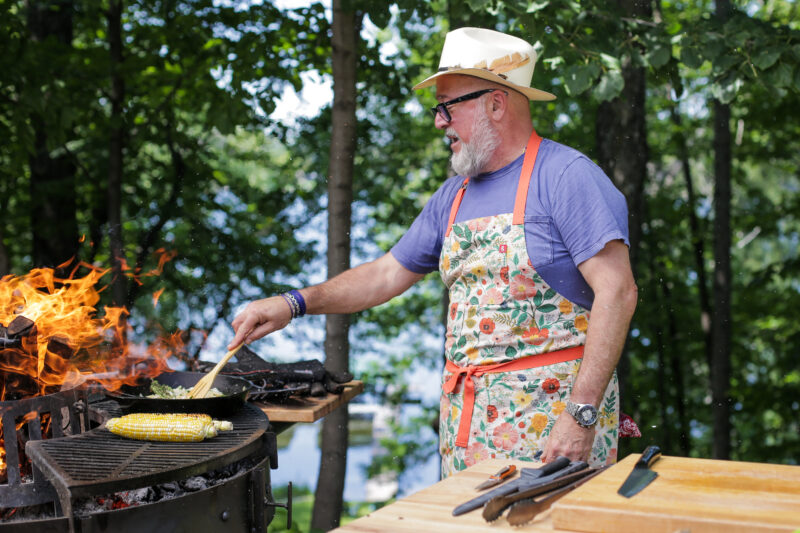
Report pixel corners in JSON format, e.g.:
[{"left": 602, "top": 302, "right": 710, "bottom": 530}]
[{"left": 270, "top": 406, "right": 441, "bottom": 502}]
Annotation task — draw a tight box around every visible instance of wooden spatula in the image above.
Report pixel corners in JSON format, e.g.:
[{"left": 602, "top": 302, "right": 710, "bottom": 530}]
[{"left": 187, "top": 344, "right": 243, "bottom": 399}]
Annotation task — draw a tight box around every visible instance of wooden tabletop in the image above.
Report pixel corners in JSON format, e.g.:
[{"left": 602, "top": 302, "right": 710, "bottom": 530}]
[
  {"left": 331, "top": 458, "right": 570, "bottom": 532},
  {"left": 333, "top": 453, "right": 800, "bottom": 533},
  {"left": 253, "top": 380, "right": 364, "bottom": 423}
]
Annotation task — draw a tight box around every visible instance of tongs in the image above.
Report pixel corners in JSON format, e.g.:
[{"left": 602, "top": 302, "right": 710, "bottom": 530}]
[
  {"left": 453, "top": 456, "right": 581, "bottom": 516},
  {"left": 483, "top": 464, "right": 610, "bottom": 524}
]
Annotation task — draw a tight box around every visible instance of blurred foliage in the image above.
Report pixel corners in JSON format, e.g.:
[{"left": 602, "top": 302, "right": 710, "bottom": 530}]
[{"left": 0, "top": 2, "right": 799, "bottom": 520}]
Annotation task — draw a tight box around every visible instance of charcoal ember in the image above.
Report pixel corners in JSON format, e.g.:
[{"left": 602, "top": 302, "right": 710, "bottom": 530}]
[
  {"left": 7, "top": 316, "right": 36, "bottom": 338},
  {"left": 0, "top": 324, "right": 21, "bottom": 349},
  {"left": 46, "top": 336, "right": 73, "bottom": 359},
  {"left": 181, "top": 476, "right": 209, "bottom": 492}
]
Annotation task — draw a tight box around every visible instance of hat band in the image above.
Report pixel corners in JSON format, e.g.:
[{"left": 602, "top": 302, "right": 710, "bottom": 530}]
[{"left": 437, "top": 65, "right": 508, "bottom": 80}]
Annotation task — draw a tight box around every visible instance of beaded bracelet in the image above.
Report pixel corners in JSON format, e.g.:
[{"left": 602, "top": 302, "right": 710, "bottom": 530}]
[{"left": 281, "top": 289, "right": 306, "bottom": 319}]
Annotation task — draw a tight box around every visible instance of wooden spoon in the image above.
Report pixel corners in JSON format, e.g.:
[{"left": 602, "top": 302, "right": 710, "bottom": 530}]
[{"left": 187, "top": 344, "right": 243, "bottom": 399}]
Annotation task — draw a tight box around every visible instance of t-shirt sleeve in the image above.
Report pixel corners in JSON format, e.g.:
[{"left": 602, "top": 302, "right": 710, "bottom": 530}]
[
  {"left": 550, "top": 157, "right": 630, "bottom": 267},
  {"left": 390, "top": 179, "right": 459, "bottom": 274}
]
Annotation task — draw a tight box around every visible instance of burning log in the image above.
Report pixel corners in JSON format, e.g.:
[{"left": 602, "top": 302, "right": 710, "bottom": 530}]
[
  {"left": 46, "top": 336, "right": 74, "bottom": 360},
  {"left": 6, "top": 316, "right": 36, "bottom": 338}
]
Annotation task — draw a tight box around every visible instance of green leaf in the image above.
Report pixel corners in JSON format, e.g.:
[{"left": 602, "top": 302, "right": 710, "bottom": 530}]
[
  {"left": 766, "top": 63, "right": 794, "bottom": 88},
  {"left": 593, "top": 70, "right": 624, "bottom": 102},
  {"left": 599, "top": 53, "right": 620, "bottom": 70},
  {"left": 466, "top": 0, "right": 491, "bottom": 10},
  {"left": 564, "top": 64, "right": 598, "bottom": 96},
  {"left": 680, "top": 46, "right": 704, "bottom": 69},
  {"left": 647, "top": 44, "right": 671, "bottom": 69},
  {"left": 527, "top": 1, "right": 550, "bottom": 14},
  {"left": 537, "top": 304, "right": 557, "bottom": 313},
  {"left": 752, "top": 47, "right": 782, "bottom": 70}
]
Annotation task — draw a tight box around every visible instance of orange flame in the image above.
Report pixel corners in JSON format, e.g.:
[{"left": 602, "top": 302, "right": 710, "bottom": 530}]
[
  {"left": 0, "top": 262, "right": 182, "bottom": 399},
  {"left": 152, "top": 288, "right": 165, "bottom": 308}
]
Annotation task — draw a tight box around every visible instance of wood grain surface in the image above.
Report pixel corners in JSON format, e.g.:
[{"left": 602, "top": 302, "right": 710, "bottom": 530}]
[
  {"left": 551, "top": 452, "right": 800, "bottom": 533},
  {"left": 333, "top": 453, "right": 800, "bottom": 533},
  {"left": 253, "top": 380, "right": 364, "bottom": 423},
  {"left": 332, "top": 458, "right": 574, "bottom": 532}
]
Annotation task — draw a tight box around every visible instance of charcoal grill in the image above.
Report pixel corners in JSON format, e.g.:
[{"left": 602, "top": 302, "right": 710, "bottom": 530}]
[
  {"left": 0, "top": 392, "right": 288, "bottom": 533},
  {"left": 0, "top": 387, "right": 90, "bottom": 508}
]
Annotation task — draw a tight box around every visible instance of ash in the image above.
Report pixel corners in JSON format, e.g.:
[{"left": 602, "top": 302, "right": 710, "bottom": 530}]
[
  {"left": 73, "top": 455, "right": 260, "bottom": 517},
  {"left": 1, "top": 456, "right": 259, "bottom": 522}
]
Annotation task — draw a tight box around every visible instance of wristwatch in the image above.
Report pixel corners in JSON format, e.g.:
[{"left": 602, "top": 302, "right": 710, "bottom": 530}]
[{"left": 565, "top": 400, "right": 599, "bottom": 428}]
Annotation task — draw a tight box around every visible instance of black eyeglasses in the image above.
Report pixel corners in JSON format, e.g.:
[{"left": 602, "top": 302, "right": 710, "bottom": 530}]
[{"left": 429, "top": 88, "right": 505, "bottom": 122}]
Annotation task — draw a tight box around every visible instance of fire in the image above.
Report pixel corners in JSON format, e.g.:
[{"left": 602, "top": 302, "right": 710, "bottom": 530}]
[
  {"left": 0, "top": 254, "right": 186, "bottom": 485},
  {"left": 0, "top": 259, "right": 183, "bottom": 399}
]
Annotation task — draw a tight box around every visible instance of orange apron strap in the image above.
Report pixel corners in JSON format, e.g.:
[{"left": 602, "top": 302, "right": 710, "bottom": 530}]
[
  {"left": 445, "top": 177, "right": 470, "bottom": 237},
  {"left": 512, "top": 131, "right": 542, "bottom": 225},
  {"left": 444, "top": 345, "right": 584, "bottom": 448}
]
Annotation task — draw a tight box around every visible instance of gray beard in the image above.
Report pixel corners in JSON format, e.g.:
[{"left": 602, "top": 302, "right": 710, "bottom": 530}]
[{"left": 448, "top": 109, "right": 500, "bottom": 177}]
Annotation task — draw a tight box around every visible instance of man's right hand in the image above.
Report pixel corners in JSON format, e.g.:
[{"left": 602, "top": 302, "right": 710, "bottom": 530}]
[{"left": 228, "top": 295, "right": 293, "bottom": 350}]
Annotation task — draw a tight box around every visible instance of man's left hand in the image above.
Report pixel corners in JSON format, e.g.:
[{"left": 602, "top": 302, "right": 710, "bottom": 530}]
[{"left": 540, "top": 414, "right": 595, "bottom": 463}]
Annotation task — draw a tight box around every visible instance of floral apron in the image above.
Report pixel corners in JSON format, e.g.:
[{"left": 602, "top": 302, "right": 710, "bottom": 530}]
[{"left": 438, "top": 132, "right": 619, "bottom": 477}]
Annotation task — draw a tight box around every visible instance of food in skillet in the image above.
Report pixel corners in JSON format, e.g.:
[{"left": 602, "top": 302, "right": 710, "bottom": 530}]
[
  {"left": 147, "top": 379, "right": 224, "bottom": 399},
  {"left": 105, "top": 413, "right": 233, "bottom": 442}
]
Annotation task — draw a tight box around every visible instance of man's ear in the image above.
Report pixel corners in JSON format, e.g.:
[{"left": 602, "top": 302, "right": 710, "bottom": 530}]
[{"left": 489, "top": 89, "right": 507, "bottom": 118}]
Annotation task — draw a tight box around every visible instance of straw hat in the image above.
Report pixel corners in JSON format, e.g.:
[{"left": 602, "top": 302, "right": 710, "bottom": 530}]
[{"left": 413, "top": 27, "right": 556, "bottom": 101}]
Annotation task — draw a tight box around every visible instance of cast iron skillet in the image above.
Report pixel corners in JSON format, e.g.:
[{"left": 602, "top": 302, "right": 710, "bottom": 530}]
[{"left": 104, "top": 371, "right": 250, "bottom": 418}]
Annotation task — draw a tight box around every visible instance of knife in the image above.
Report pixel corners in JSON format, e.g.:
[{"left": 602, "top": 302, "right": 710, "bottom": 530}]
[
  {"left": 475, "top": 464, "right": 517, "bottom": 490},
  {"left": 452, "top": 456, "right": 573, "bottom": 516},
  {"left": 617, "top": 445, "right": 661, "bottom": 498}
]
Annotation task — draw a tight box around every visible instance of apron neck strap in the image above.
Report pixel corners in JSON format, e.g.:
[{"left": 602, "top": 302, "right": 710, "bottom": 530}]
[
  {"left": 445, "top": 177, "right": 469, "bottom": 237},
  {"left": 512, "top": 130, "right": 542, "bottom": 225},
  {"left": 444, "top": 130, "right": 542, "bottom": 237}
]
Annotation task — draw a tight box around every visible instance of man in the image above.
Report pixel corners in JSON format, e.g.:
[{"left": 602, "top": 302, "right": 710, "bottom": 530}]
[{"left": 229, "top": 27, "right": 637, "bottom": 476}]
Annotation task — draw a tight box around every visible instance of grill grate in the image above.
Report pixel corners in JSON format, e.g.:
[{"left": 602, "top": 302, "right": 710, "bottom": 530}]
[{"left": 24, "top": 403, "right": 274, "bottom": 532}]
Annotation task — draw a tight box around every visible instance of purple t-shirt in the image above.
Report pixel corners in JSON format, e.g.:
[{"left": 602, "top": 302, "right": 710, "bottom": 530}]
[{"left": 390, "top": 138, "right": 629, "bottom": 310}]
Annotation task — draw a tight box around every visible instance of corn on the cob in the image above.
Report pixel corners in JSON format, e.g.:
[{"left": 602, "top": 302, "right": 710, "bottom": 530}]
[{"left": 105, "top": 413, "right": 232, "bottom": 442}]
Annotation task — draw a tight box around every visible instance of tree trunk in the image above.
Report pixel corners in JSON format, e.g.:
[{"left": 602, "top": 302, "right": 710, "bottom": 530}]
[
  {"left": 594, "top": 0, "right": 650, "bottom": 408},
  {"left": 26, "top": 0, "right": 79, "bottom": 275},
  {"left": 710, "top": 0, "right": 733, "bottom": 461},
  {"left": 311, "top": 1, "right": 360, "bottom": 530},
  {"left": 107, "top": 0, "right": 127, "bottom": 307},
  {"left": 670, "top": 104, "right": 713, "bottom": 365}
]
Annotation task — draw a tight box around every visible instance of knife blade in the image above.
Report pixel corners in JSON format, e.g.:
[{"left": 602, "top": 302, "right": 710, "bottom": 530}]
[
  {"left": 617, "top": 445, "right": 661, "bottom": 498},
  {"left": 475, "top": 464, "right": 517, "bottom": 490},
  {"left": 452, "top": 456, "right": 571, "bottom": 516}
]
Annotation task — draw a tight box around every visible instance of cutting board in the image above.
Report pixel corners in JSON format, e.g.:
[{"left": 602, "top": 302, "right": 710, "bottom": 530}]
[
  {"left": 332, "top": 458, "right": 569, "bottom": 532},
  {"left": 254, "top": 380, "right": 363, "bottom": 422},
  {"left": 551, "top": 453, "right": 800, "bottom": 533}
]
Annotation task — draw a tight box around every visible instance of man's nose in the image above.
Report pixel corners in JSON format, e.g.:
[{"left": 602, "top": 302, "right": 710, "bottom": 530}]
[{"left": 434, "top": 110, "right": 449, "bottom": 129}]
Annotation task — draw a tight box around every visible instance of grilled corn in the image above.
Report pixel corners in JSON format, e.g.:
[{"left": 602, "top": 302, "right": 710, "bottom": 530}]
[{"left": 105, "top": 413, "right": 232, "bottom": 442}]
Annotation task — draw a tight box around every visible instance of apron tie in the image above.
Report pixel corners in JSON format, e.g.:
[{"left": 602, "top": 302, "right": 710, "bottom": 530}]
[{"left": 444, "top": 345, "right": 584, "bottom": 448}]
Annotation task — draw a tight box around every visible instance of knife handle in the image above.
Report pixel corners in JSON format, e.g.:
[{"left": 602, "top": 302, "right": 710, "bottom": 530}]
[{"left": 639, "top": 445, "right": 662, "bottom": 467}]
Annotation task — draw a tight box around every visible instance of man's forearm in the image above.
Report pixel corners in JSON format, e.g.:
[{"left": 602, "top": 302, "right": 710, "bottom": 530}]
[
  {"left": 570, "top": 279, "right": 637, "bottom": 406},
  {"left": 300, "top": 252, "right": 424, "bottom": 315},
  {"left": 570, "top": 240, "right": 638, "bottom": 406}
]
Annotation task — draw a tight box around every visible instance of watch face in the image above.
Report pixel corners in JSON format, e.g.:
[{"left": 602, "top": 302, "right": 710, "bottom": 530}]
[{"left": 577, "top": 405, "right": 598, "bottom": 426}]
